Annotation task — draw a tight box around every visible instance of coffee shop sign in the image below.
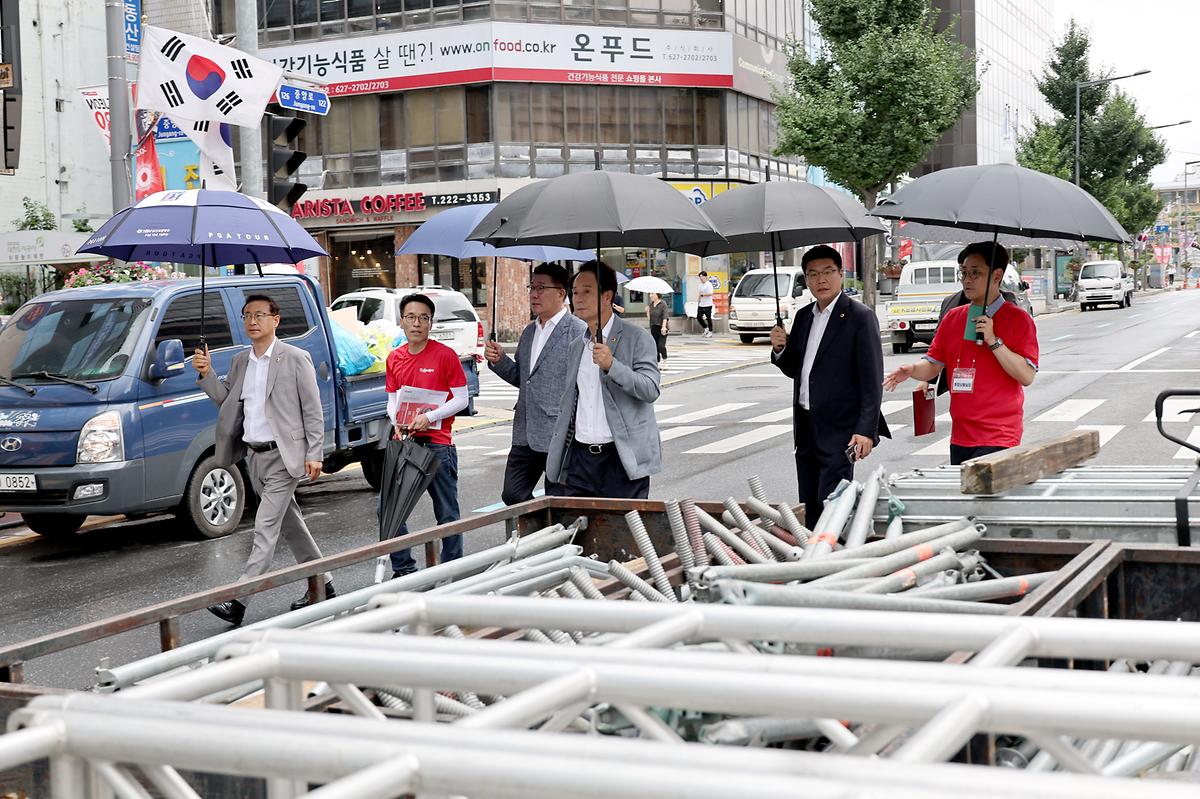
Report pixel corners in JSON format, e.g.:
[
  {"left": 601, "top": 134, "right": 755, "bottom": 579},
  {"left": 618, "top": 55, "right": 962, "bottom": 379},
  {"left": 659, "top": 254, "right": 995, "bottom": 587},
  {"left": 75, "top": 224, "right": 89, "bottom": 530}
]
[{"left": 292, "top": 192, "right": 428, "bottom": 220}]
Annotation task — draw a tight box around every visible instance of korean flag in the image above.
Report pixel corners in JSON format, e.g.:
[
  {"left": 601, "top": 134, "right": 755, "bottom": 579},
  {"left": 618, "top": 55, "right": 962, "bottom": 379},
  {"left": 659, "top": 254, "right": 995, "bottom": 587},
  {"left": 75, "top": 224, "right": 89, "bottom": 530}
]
[{"left": 136, "top": 26, "right": 283, "bottom": 129}]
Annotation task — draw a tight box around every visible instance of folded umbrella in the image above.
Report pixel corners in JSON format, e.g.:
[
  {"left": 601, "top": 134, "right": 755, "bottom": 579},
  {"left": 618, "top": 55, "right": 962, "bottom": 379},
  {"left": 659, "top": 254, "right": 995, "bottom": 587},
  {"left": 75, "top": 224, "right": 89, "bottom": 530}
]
[{"left": 379, "top": 436, "right": 442, "bottom": 543}]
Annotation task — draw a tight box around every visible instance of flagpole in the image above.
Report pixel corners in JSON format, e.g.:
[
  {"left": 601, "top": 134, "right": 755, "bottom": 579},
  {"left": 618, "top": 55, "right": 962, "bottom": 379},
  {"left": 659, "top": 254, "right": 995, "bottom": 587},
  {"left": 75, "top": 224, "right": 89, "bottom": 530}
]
[
  {"left": 235, "top": 1, "right": 264, "bottom": 198},
  {"left": 104, "top": 0, "right": 131, "bottom": 212}
]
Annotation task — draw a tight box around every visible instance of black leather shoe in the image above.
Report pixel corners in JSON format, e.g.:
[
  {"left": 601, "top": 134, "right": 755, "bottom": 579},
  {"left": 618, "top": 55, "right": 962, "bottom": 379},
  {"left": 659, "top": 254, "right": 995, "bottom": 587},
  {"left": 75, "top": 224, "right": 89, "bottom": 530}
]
[
  {"left": 290, "top": 580, "right": 337, "bottom": 611},
  {"left": 208, "top": 600, "right": 246, "bottom": 627},
  {"left": 392, "top": 567, "right": 418, "bottom": 580}
]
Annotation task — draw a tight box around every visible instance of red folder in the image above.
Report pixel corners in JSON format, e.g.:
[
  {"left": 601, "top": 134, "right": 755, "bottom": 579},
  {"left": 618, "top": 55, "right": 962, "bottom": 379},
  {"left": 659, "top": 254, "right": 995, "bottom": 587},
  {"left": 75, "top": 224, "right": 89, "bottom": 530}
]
[{"left": 913, "top": 387, "right": 936, "bottom": 436}]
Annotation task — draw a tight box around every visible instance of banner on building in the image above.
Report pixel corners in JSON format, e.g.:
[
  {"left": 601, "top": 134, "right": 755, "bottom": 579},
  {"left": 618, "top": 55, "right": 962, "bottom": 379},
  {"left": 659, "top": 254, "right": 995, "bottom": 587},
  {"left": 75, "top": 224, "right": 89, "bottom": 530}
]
[{"left": 262, "top": 22, "right": 733, "bottom": 96}]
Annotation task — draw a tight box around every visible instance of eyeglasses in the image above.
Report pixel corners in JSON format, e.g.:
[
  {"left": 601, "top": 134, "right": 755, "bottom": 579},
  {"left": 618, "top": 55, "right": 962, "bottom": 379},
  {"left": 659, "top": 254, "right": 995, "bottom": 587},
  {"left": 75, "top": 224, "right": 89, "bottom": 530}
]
[
  {"left": 804, "top": 267, "right": 840, "bottom": 281},
  {"left": 527, "top": 283, "right": 562, "bottom": 294},
  {"left": 402, "top": 314, "right": 432, "bottom": 324},
  {"left": 959, "top": 269, "right": 989, "bottom": 282},
  {"left": 241, "top": 312, "right": 276, "bottom": 322}
]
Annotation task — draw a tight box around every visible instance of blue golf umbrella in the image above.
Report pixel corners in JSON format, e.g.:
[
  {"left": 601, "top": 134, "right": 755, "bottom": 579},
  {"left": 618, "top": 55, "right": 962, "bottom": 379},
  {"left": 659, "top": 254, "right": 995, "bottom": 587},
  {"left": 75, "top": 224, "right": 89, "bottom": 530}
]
[
  {"left": 78, "top": 189, "right": 327, "bottom": 342},
  {"left": 398, "top": 202, "right": 593, "bottom": 340}
]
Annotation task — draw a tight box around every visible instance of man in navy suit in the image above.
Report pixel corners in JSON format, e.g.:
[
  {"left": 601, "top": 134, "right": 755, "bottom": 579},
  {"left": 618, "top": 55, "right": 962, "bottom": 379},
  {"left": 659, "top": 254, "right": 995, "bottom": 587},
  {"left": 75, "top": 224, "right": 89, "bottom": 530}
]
[{"left": 770, "top": 245, "right": 889, "bottom": 524}]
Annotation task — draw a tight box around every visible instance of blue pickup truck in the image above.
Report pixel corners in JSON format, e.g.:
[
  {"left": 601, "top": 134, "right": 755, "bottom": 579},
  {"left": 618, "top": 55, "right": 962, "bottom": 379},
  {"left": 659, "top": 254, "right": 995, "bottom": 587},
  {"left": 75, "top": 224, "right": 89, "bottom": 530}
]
[{"left": 0, "top": 275, "right": 391, "bottom": 538}]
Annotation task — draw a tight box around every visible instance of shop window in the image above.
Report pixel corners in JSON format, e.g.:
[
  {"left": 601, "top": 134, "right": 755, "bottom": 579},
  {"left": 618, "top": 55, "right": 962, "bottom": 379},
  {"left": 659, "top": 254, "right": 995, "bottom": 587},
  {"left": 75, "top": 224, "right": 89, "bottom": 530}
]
[
  {"left": 407, "top": 90, "right": 437, "bottom": 147},
  {"left": 294, "top": 0, "right": 319, "bottom": 24},
  {"left": 322, "top": 101, "right": 352, "bottom": 154},
  {"left": 155, "top": 292, "right": 235, "bottom": 354},
  {"left": 330, "top": 232, "right": 399, "bottom": 297},
  {"left": 265, "top": 0, "right": 291, "bottom": 26},
  {"left": 437, "top": 87, "right": 466, "bottom": 146},
  {"left": 631, "top": 88, "right": 661, "bottom": 145},
  {"left": 239, "top": 287, "right": 314, "bottom": 340},
  {"left": 351, "top": 95, "right": 381, "bottom": 152},
  {"left": 565, "top": 86, "right": 596, "bottom": 144},
  {"left": 531, "top": 85, "right": 565, "bottom": 143},
  {"left": 597, "top": 87, "right": 628, "bottom": 144},
  {"left": 495, "top": 84, "right": 531, "bottom": 142},
  {"left": 663, "top": 89, "right": 693, "bottom": 146},
  {"left": 321, "top": 0, "right": 346, "bottom": 19},
  {"left": 697, "top": 89, "right": 723, "bottom": 146},
  {"left": 380, "top": 94, "right": 405, "bottom": 151},
  {"left": 466, "top": 86, "right": 490, "bottom": 144}
]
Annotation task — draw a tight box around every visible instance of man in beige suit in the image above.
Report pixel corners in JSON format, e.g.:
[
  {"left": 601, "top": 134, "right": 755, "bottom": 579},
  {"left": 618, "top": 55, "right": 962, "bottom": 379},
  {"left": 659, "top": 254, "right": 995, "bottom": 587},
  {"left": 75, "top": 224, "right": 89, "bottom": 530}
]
[{"left": 194, "top": 294, "right": 332, "bottom": 626}]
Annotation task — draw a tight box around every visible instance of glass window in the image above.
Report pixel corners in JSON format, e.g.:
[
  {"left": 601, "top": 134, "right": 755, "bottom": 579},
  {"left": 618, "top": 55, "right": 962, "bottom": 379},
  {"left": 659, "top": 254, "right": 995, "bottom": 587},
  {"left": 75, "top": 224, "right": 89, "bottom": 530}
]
[
  {"left": 437, "top": 87, "right": 466, "bottom": 145},
  {"left": 663, "top": 89, "right": 693, "bottom": 145},
  {"left": 294, "top": 0, "right": 319, "bottom": 24},
  {"left": 380, "top": 93, "right": 405, "bottom": 151},
  {"left": 348, "top": 0, "right": 374, "bottom": 15},
  {"left": 407, "top": 90, "right": 436, "bottom": 147},
  {"left": 597, "top": 87, "right": 627, "bottom": 144},
  {"left": 331, "top": 233, "right": 399, "bottom": 297},
  {"left": 156, "top": 293, "right": 235, "bottom": 354},
  {"left": 351, "top": 95, "right": 380, "bottom": 152},
  {"left": 495, "top": 84, "right": 530, "bottom": 142},
  {"left": 565, "top": 86, "right": 595, "bottom": 143},
  {"left": 531, "top": 85, "right": 565, "bottom": 143},
  {"left": 466, "top": 86, "right": 490, "bottom": 143},
  {"left": 0, "top": 297, "right": 154, "bottom": 382},
  {"left": 631, "top": 88, "right": 661, "bottom": 144},
  {"left": 320, "top": 0, "right": 346, "bottom": 19},
  {"left": 240, "top": 287, "right": 313, "bottom": 339},
  {"left": 697, "top": 89, "right": 723, "bottom": 145},
  {"left": 265, "top": 0, "right": 290, "bottom": 26},
  {"left": 322, "top": 100, "right": 352, "bottom": 154}
]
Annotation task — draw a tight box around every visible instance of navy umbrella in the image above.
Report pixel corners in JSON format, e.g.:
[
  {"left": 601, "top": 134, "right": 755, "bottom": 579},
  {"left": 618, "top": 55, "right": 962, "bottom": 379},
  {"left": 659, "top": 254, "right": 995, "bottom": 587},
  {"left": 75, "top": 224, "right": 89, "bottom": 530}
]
[
  {"left": 77, "top": 189, "right": 327, "bottom": 341},
  {"left": 397, "top": 203, "right": 594, "bottom": 341}
]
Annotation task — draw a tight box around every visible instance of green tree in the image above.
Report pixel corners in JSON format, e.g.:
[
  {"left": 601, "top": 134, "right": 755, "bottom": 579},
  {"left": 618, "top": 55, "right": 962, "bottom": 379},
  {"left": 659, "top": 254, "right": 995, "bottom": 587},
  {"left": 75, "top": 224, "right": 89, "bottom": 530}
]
[
  {"left": 775, "top": 0, "right": 979, "bottom": 308},
  {"left": 1017, "top": 21, "right": 1165, "bottom": 237},
  {"left": 71, "top": 205, "right": 94, "bottom": 233},
  {"left": 12, "top": 197, "right": 56, "bottom": 231}
]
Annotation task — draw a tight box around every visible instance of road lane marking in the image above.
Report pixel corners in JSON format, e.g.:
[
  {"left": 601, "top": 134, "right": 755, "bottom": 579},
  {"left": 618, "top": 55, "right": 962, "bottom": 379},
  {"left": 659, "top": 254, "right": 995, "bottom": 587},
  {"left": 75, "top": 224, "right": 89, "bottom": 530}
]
[
  {"left": 684, "top": 424, "right": 791, "bottom": 455},
  {"left": 1142, "top": 398, "right": 1200, "bottom": 423},
  {"left": 1074, "top": 425, "right": 1123, "bottom": 447},
  {"left": 474, "top": 488, "right": 544, "bottom": 514},
  {"left": 1050, "top": 334, "right": 1072, "bottom": 341},
  {"left": 882, "top": 400, "right": 910, "bottom": 416},
  {"left": 658, "top": 402, "right": 757, "bottom": 425},
  {"left": 660, "top": 425, "right": 712, "bottom": 442},
  {"left": 485, "top": 447, "right": 511, "bottom": 457},
  {"left": 742, "top": 408, "right": 793, "bottom": 423},
  {"left": 1188, "top": 331, "right": 1200, "bottom": 339},
  {"left": 1117, "top": 347, "right": 1170, "bottom": 372},
  {"left": 653, "top": 404, "right": 682, "bottom": 414},
  {"left": 1095, "top": 323, "right": 1112, "bottom": 328},
  {"left": 1033, "top": 399, "right": 1105, "bottom": 423},
  {"left": 913, "top": 436, "right": 951, "bottom": 457},
  {"left": 1174, "top": 427, "right": 1200, "bottom": 460}
]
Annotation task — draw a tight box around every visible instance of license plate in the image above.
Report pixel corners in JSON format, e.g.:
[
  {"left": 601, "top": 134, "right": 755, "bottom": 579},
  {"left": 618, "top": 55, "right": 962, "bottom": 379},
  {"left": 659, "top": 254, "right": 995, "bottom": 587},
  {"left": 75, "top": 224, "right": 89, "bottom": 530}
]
[
  {"left": 914, "top": 323, "right": 937, "bottom": 331},
  {"left": 0, "top": 473, "right": 35, "bottom": 491},
  {"left": 431, "top": 331, "right": 456, "bottom": 341}
]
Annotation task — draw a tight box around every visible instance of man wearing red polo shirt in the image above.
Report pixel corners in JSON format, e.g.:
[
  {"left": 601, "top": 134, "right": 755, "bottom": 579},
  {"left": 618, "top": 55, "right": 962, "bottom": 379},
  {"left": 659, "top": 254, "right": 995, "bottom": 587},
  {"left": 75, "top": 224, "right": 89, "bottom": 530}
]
[{"left": 884, "top": 241, "right": 1038, "bottom": 465}]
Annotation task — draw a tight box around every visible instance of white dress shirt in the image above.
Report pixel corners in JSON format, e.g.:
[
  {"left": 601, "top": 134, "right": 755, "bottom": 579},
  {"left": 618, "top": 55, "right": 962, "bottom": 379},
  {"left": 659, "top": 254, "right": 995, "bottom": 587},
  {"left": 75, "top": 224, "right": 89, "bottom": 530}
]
[
  {"left": 798, "top": 301, "right": 834, "bottom": 410},
  {"left": 241, "top": 339, "right": 277, "bottom": 444},
  {"left": 697, "top": 279, "right": 714, "bottom": 307},
  {"left": 530, "top": 306, "right": 568, "bottom": 371},
  {"left": 574, "top": 315, "right": 616, "bottom": 445}
]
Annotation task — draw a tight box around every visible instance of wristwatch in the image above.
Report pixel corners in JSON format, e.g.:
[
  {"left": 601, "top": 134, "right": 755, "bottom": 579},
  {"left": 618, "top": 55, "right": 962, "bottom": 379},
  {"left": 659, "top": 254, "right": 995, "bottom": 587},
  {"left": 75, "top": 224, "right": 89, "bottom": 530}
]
[{"left": 988, "top": 337, "right": 1004, "bottom": 352}]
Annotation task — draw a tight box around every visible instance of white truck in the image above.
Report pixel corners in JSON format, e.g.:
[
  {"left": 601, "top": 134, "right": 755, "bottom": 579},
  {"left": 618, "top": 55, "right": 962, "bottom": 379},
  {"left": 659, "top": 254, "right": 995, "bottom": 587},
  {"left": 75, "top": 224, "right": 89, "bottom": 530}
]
[
  {"left": 728, "top": 267, "right": 812, "bottom": 344},
  {"left": 1076, "top": 260, "right": 1134, "bottom": 311}
]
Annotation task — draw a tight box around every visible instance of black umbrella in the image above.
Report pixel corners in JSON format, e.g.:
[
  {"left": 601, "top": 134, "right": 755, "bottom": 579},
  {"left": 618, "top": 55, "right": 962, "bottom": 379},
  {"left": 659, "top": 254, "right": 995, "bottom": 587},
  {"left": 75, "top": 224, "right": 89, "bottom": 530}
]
[
  {"left": 379, "top": 435, "right": 442, "bottom": 543},
  {"left": 675, "top": 181, "right": 885, "bottom": 325},
  {"left": 870, "top": 163, "right": 1130, "bottom": 342},
  {"left": 466, "top": 171, "right": 723, "bottom": 344}
]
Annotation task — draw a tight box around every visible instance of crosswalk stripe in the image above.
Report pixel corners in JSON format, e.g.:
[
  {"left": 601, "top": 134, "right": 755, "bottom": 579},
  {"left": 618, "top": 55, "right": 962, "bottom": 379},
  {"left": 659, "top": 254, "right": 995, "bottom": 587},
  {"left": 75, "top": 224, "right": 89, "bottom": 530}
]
[
  {"left": 1187, "top": 330, "right": 1200, "bottom": 339},
  {"left": 1074, "top": 425, "right": 1124, "bottom": 447},
  {"left": 882, "top": 400, "right": 910, "bottom": 416},
  {"left": 1173, "top": 427, "right": 1200, "bottom": 459},
  {"left": 1142, "top": 398, "right": 1199, "bottom": 423},
  {"left": 936, "top": 412, "right": 952, "bottom": 422},
  {"left": 658, "top": 402, "right": 757, "bottom": 425},
  {"left": 660, "top": 425, "right": 712, "bottom": 442},
  {"left": 890, "top": 424, "right": 907, "bottom": 433},
  {"left": 742, "top": 408, "right": 792, "bottom": 423},
  {"left": 684, "top": 424, "right": 791, "bottom": 455},
  {"left": 486, "top": 447, "right": 510, "bottom": 457},
  {"left": 913, "top": 436, "right": 951, "bottom": 456},
  {"left": 654, "top": 404, "right": 682, "bottom": 414},
  {"left": 1033, "top": 399, "right": 1105, "bottom": 423}
]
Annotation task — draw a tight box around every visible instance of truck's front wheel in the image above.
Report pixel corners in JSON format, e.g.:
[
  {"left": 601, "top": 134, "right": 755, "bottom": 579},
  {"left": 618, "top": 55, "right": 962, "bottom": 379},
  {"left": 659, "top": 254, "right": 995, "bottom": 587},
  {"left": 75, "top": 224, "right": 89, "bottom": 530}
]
[
  {"left": 361, "top": 448, "right": 386, "bottom": 491},
  {"left": 24, "top": 513, "right": 85, "bottom": 538},
  {"left": 181, "top": 455, "right": 246, "bottom": 538}
]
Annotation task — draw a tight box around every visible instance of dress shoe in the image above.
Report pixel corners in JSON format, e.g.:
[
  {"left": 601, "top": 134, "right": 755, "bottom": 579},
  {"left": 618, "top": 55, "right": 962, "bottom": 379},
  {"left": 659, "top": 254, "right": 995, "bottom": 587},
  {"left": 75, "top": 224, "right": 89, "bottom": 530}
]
[
  {"left": 290, "top": 580, "right": 337, "bottom": 611},
  {"left": 392, "top": 567, "right": 418, "bottom": 580},
  {"left": 208, "top": 600, "right": 246, "bottom": 627}
]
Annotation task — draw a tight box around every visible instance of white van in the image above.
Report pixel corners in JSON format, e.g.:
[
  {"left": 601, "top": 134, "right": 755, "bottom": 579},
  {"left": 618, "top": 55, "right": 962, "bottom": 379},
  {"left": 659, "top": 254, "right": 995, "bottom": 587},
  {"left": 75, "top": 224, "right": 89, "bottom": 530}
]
[
  {"left": 728, "top": 267, "right": 812, "bottom": 344},
  {"left": 1077, "top": 260, "right": 1134, "bottom": 310}
]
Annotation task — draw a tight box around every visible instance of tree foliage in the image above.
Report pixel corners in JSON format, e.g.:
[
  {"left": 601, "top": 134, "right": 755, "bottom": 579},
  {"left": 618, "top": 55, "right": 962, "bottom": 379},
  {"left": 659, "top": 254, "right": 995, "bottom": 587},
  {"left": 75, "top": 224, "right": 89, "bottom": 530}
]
[
  {"left": 12, "top": 197, "right": 56, "bottom": 231},
  {"left": 1017, "top": 21, "right": 1165, "bottom": 236}
]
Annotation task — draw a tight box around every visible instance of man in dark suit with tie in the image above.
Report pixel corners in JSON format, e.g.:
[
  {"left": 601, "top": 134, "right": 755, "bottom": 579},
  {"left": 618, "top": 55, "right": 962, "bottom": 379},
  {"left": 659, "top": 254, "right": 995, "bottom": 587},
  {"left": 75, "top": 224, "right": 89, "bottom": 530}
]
[
  {"left": 485, "top": 263, "right": 588, "bottom": 504},
  {"left": 770, "top": 245, "right": 889, "bottom": 524}
]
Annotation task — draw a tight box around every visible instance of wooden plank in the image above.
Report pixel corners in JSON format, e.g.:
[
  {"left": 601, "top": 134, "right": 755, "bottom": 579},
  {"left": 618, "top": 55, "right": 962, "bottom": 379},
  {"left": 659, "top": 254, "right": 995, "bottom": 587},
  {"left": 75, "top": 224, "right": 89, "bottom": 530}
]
[{"left": 960, "top": 429, "right": 1100, "bottom": 495}]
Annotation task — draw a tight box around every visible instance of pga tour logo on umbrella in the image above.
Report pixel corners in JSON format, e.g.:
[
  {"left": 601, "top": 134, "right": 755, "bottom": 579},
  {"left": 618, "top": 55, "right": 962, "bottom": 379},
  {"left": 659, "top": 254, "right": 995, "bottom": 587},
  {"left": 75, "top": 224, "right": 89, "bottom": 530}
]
[{"left": 206, "top": 232, "right": 275, "bottom": 242}]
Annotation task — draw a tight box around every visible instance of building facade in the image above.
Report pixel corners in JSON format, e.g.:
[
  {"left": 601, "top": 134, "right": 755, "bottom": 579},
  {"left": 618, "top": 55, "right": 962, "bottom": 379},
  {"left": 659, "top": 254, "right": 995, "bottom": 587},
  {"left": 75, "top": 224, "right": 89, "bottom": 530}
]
[
  {"left": 916, "top": 0, "right": 1054, "bottom": 175},
  {"left": 216, "top": 0, "right": 808, "bottom": 337}
]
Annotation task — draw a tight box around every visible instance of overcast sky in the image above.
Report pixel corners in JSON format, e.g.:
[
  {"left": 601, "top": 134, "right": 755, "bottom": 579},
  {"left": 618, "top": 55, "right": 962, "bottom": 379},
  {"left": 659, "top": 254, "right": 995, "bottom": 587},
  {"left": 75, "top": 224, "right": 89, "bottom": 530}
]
[{"left": 1052, "top": 1, "right": 1198, "bottom": 186}]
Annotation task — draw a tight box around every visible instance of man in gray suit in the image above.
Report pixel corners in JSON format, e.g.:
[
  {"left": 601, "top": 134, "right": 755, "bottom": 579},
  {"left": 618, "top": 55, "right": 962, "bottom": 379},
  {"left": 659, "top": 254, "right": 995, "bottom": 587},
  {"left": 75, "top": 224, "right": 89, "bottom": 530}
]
[
  {"left": 193, "top": 294, "right": 332, "bottom": 627},
  {"left": 484, "top": 263, "right": 588, "bottom": 504},
  {"left": 546, "top": 261, "right": 662, "bottom": 498}
]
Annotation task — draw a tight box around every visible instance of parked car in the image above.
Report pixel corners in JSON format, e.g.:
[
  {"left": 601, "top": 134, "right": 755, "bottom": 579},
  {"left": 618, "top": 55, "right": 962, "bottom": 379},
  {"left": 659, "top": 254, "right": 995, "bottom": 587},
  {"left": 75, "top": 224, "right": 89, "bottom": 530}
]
[
  {"left": 728, "top": 267, "right": 813, "bottom": 344},
  {"left": 329, "top": 286, "right": 483, "bottom": 411},
  {"left": 1076, "top": 260, "right": 1134, "bottom": 311},
  {"left": 0, "top": 276, "right": 392, "bottom": 539}
]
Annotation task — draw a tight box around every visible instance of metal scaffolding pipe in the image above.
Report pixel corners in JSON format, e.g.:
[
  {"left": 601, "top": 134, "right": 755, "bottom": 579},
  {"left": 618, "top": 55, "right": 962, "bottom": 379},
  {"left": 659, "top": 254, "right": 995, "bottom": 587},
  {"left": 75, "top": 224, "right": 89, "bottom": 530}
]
[
  {"left": 804, "top": 480, "right": 860, "bottom": 559},
  {"left": 698, "top": 515, "right": 771, "bottom": 564},
  {"left": 845, "top": 466, "right": 886, "bottom": 550},
  {"left": 692, "top": 557, "right": 875, "bottom": 584},
  {"left": 625, "top": 510, "right": 677, "bottom": 600},
  {"left": 821, "top": 518, "right": 976, "bottom": 562},
  {"left": 303, "top": 756, "right": 419, "bottom": 799},
  {"left": 810, "top": 524, "right": 981, "bottom": 584},
  {"left": 776, "top": 503, "right": 810, "bottom": 546},
  {"left": 680, "top": 499, "right": 710, "bottom": 568},
  {"left": 663, "top": 499, "right": 697, "bottom": 572},
  {"left": 891, "top": 695, "right": 990, "bottom": 763},
  {"left": 607, "top": 560, "right": 673, "bottom": 603},
  {"left": 0, "top": 723, "right": 63, "bottom": 772},
  {"left": 915, "top": 572, "right": 1055, "bottom": 602},
  {"left": 723, "top": 498, "right": 779, "bottom": 562},
  {"left": 853, "top": 551, "right": 977, "bottom": 595},
  {"left": 719, "top": 581, "right": 1009, "bottom": 615},
  {"left": 456, "top": 671, "right": 596, "bottom": 730}
]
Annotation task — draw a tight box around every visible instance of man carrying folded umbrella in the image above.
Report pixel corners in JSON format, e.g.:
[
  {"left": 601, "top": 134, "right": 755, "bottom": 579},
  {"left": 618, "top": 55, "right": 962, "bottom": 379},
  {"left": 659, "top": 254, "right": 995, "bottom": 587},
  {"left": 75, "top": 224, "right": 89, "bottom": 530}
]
[
  {"left": 545, "top": 261, "right": 662, "bottom": 499},
  {"left": 484, "top": 263, "right": 588, "bottom": 505},
  {"left": 384, "top": 293, "right": 470, "bottom": 577},
  {"left": 883, "top": 242, "right": 1038, "bottom": 464}
]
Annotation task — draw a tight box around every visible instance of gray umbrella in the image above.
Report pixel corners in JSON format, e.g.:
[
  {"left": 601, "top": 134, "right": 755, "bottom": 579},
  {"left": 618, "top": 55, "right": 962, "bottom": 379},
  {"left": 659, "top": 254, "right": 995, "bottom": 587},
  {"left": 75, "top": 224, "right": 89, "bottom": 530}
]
[
  {"left": 871, "top": 163, "right": 1130, "bottom": 341},
  {"left": 674, "top": 182, "right": 885, "bottom": 324},
  {"left": 467, "top": 170, "right": 723, "bottom": 343}
]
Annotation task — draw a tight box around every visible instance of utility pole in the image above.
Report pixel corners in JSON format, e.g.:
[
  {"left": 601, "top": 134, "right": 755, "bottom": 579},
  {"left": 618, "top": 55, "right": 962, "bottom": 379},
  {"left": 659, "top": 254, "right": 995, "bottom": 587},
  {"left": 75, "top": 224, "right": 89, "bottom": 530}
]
[
  {"left": 103, "top": 0, "right": 131, "bottom": 211},
  {"left": 1074, "top": 69, "right": 1150, "bottom": 187},
  {"left": 236, "top": 2, "right": 263, "bottom": 198}
]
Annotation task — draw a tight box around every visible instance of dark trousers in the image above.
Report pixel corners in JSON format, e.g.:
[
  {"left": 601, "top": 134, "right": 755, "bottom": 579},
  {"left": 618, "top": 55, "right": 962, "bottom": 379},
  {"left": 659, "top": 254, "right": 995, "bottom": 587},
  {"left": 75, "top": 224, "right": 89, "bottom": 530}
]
[
  {"left": 697, "top": 305, "right": 713, "bottom": 332},
  {"left": 950, "top": 444, "right": 1007, "bottom": 466},
  {"left": 549, "top": 442, "right": 649, "bottom": 499},
  {"left": 388, "top": 443, "right": 462, "bottom": 574},
  {"left": 501, "top": 443, "right": 557, "bottom": 505},
  {"left": 793, "top": 408, "right": 854, "bottom": 527},
  {"left": 650, "top": 327, "right": 668, "bottom": 361}
]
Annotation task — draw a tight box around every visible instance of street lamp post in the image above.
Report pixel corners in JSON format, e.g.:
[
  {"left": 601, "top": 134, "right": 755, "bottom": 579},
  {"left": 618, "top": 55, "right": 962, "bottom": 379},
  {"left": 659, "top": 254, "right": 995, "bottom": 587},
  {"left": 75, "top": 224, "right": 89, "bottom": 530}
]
[
  {"left": 1182, "top": 160, "right": 1200, "bottom": 272},
  {"left": 1074, "top": 69, "right": 1151, "bottom": 186},
  {"left": 1149, "top": 120, "right": 1192, "bottom": 131}
]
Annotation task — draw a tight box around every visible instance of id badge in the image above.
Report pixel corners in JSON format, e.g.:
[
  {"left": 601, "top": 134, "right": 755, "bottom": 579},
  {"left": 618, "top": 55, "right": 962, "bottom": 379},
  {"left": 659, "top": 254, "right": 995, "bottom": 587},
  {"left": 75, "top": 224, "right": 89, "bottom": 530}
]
[{"left": 951, "top": 367, "right": 976, "bottom": 394}]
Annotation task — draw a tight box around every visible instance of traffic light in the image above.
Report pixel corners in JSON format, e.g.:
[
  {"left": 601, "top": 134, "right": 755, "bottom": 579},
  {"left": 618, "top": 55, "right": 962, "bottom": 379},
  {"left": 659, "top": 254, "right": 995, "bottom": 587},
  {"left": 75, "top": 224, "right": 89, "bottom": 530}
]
[{"left": 268, "top": 113, "right": 307, "bottom": 211}]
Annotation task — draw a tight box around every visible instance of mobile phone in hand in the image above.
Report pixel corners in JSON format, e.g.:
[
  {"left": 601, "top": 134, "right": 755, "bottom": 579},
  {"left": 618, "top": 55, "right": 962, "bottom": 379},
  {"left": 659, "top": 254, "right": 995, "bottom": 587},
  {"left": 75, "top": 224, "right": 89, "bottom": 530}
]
[{"left": 845, "top": 443, "right": 859, "bottom": 463}]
